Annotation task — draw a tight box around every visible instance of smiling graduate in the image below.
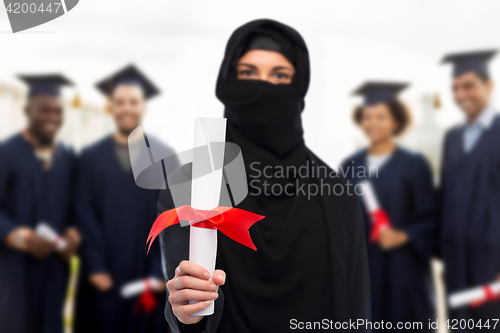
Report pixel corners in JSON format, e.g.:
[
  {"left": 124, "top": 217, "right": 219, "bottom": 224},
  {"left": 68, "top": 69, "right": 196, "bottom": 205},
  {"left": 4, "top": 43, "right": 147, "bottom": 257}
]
[
  {"left": 341, "top": 82, "right": 438, "bottom": 332},
  {"left": 73, "top": 65, "right": 178, "bottom": 333},
  {"left": 439, "top": 50, "right": 500, "bottom": 332},
  {"left": 0, "top": 74, "right": 80, "bottom": 333}
]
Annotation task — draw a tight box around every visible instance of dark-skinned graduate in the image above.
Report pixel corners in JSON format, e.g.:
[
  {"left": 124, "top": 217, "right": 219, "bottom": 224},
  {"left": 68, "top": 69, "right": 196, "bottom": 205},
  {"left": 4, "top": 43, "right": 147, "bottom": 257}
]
[
  {"left": 439, "top": 50, "right": 500, "bottom": 332},
  {"left": 0, "top": 75, "right": 81, "bottom": 333},
  {"left": 74, "top": 65, "right": 178, "bottom": 333},
  {"left": 157, "top": 19, "right": 371, "bottom": 333},
  {"left": 340, "top": 83, "right": 437, "bottom": 332}
]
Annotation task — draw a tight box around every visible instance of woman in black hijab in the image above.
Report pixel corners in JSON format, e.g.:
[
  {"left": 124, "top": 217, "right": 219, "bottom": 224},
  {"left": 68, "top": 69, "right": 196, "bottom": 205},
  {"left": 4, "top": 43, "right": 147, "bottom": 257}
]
[{"left": 159, "top": 19, "right": 371, "bottom": 333}]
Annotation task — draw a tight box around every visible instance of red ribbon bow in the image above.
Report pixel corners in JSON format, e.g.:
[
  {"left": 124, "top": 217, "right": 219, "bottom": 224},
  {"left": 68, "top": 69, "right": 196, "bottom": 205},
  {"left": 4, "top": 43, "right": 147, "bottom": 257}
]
[
  {"left": 134, "top": 279, "right": 157, "bottom": 315},
  {"left": 369, "top": 209, "right": 392, "bottom": 243},
  {"left": 146, "top": 205, "right": 265, "bottom": 254},
  {"left": 470, "top": 285, "right": 500, "bottom": 308}
]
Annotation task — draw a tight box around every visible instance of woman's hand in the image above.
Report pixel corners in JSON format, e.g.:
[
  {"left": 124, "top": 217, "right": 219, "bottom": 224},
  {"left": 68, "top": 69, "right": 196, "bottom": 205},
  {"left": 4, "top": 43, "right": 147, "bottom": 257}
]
[
  {"left": 167, "top": 260, "right": 225, "bottom": 325},
  {"left": 378, "top": 228, "right": 409, "bottom": 250}
]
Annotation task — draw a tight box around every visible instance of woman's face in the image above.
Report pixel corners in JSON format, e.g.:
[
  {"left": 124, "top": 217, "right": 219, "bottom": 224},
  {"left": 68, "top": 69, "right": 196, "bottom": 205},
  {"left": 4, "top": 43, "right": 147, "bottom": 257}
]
[
  {"left": 237, "top": 49, "right": 295, "bottom": 84},
  {"left": 360, "top": 103, "right": 398, "bottom": 143}
]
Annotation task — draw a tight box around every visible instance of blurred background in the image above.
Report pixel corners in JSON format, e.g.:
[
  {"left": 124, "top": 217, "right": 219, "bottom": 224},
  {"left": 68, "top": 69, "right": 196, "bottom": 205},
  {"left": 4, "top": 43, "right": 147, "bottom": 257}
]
[
  {"left": 1, "top": 0, "right": 500, "bottom": 171},
  {"left": 2, "top": 1, "right": 500, "bottom": 331}
]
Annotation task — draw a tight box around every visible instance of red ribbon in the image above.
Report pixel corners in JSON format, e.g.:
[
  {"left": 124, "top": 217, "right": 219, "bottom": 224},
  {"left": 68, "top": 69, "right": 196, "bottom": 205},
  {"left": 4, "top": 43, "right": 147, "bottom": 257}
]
[
  {"left": 146, "top": 205, "right": 265, "bottom": 254},
  {"left": 134, "top": 279, "right": 157, "bottom": 315},
  {"left": 369, "top": 209, "right": 392, "bottom": 243},
  {"left": 470, "top": 285, "right": 500, "bottom": 308}
]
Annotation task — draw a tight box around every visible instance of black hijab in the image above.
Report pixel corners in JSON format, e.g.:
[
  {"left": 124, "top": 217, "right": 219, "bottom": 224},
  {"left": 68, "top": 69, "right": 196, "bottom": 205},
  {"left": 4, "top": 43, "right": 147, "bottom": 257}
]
[{"left": 216, "top": 19, "right": 310, "bottom": 161}]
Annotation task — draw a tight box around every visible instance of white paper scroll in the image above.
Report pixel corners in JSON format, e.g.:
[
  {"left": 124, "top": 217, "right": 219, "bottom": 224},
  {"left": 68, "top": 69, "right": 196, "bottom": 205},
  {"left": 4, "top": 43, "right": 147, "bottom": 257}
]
[
  {"left": 36, "top": 222, "right": 67, "bottom": 251},
  {"left": 189, "top": 117, "right": 227, "bottom": 316},
  {"left": 120, "top": 277, "right": 162, "bottom": 298},
  {"left": 449, "top": 281, "right": 500, "bottom": 309},
  {"left": 359, "top": 181, "right": 380, "bottom": 213}
]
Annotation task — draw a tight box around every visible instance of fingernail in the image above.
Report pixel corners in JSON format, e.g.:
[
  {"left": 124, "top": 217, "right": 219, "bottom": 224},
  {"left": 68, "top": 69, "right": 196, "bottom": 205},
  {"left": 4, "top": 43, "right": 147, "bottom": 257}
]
[
  {"left": 204, "top": 301, "right": 211, "bottom": 306},
  {"left": 177, "top": 266, "right": 180, "bottom": 274},
  {"left": 204, "top": 272, "right": 210, "bottom": 279},
  {"left": 211, "top": 284, "right": 217, "bottom": 291},
  {"left": 211, "top": 293, "right": 217, "bottom": 299}
]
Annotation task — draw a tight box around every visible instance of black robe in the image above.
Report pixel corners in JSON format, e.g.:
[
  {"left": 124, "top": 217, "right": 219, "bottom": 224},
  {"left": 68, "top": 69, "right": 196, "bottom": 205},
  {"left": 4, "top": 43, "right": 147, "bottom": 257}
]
[
  {"left": 0, "top": 133, "right": 76, "bottom": 333},
  {"left": 74, "top": 136, "right": 175, "bottom": 333},
  {"left": 440, "top": 115, "right": 500, "bottom": 331},
  {"left": 341, "top": 147, "right": 437, "bottom": 331},
  {"left": 159, "top": 149, "right": 371, "bottom": 333}
]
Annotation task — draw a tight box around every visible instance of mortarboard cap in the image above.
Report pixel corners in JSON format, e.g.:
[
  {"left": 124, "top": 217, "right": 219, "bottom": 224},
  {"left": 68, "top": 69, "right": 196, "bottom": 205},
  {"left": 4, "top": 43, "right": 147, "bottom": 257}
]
[
  {"left": 441, "top": 50, "right": 497, "bottom": 78},
  {"left": 18, "top": 74, "right": 73, "bottom": 98},
  {"left": 95, "top": 64, "right": 160, "bottom": 100},
  {"left": 352, "top": 82, "right": 409, "bottom": 106}
]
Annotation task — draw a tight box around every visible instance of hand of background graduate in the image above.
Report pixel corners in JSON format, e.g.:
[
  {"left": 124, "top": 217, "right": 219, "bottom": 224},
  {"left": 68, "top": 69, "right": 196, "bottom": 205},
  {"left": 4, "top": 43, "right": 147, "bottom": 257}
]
[
  {"left": 378, "top": 228, "right": 409, "bottom": 250},
  {"left": 89, "top": 273, "right": 113, "bottom": 292},
  {"left": 8, "top": 228, "right": 56, "bottom": 259},
  {"left": 58, "top": 227, "right": 81, "bottom": 261},
  {"left": 152, "top": 280, "right": 166, "bottom": 293},
  {"left": 167, "top": 260, "right": 225, "bottom": 325}
]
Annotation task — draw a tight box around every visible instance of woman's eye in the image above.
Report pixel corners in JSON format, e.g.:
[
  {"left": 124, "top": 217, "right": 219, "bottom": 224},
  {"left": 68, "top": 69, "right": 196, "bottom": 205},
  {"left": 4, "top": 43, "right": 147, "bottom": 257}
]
[
  {"left": 274, "top": 72, "right": 289, "bottom": 79},
  {"left": 240, "top": 70, "right": 254, "bottom": 77}
]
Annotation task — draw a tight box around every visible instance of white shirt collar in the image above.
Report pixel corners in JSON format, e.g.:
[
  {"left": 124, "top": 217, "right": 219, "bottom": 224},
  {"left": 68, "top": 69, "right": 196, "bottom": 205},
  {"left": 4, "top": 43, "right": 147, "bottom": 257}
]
[{"left": 467, "top": 106, "right": 497, "bottom": 129}]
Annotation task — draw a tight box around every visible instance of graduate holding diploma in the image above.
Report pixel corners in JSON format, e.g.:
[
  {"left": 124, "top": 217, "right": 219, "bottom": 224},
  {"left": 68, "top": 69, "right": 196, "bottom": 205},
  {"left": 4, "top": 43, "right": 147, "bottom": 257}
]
[
  {"left": 74, "top": 65, "right": 177, "bottom": 333},
  {"left": 159, "top": 19, "right": 371, "bottom": 333},
  {"left": 341, "top": 82, "right": 437, "bottom": 331},
  {"left": 439, "top": 50, "right": 500, "bottom": 332},
  {"left": 0, "top": 75, "right": 80, "bottom": 333}
]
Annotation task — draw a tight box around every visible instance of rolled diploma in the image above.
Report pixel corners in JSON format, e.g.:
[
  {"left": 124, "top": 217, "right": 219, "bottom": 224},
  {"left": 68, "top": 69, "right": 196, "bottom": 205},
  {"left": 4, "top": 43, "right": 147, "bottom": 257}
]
[
  {"left": 120, "top": 277, "right": 161, "bottom": 298},
  {"left": 449, "top": 281, "right": 500, "bottom": 309},
  {"left": 189, "top": 117, "right": 227, "bottom": 316},
  {"left": 359, "top": 181, "right": 380, "bottom": 213},
  {"left": 36, "top": 222, "right": 67, "bottom": 251}
]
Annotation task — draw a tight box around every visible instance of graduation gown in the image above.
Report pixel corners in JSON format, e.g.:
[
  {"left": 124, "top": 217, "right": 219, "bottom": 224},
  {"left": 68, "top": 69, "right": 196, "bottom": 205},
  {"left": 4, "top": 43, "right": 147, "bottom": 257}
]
[
  {"left": 159, "top": 148, "right": 371, "bottom": 333},
  {"left": 440, "top": 115, "right": 500, "bottom": 328},
  {"left": 0, "top": 133, "right": 76, "bottom": 333},
  {"left": 74, "top": 136, "right": 174, "bottom": 333},
  {"left": 341, "top": 147, "right": 437, "bottom": 331}
]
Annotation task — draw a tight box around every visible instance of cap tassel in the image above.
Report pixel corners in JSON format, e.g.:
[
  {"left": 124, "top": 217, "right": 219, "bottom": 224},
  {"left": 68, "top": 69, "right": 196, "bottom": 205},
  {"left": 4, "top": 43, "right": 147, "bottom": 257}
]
[
  {"left": 433, "top": 92, "right": 441, "bottom": 110},
  {"left": 72, "top": 92, "right": 82, "bottom": 109}
]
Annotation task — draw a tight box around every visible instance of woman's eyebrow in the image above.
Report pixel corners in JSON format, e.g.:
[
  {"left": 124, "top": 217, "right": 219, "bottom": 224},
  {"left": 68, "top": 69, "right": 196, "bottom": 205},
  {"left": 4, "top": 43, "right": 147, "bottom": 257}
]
[
  {"left": 272, "top": 66, "right": 294, "bottom": 71},
  {"left": 237, "top": 63, "right": 257, "bottom": 69}
]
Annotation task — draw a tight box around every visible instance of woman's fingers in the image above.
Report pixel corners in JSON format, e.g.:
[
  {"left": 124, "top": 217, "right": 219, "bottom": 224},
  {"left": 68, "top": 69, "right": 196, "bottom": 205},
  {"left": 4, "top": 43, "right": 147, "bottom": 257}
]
[
  {"left": 168, "top": 262, "right": 226, "bottom": 324},
  {"left": 174, "top": 275, "right": 217, "bottom": 292},
  {"left": 176, "top": 260, "right": 211, "bottom": 280},
  {"left": 170, "top": 289, "right": 218, "bottom": 303},
  {"left": 173, "top": 300, "right": 213, "bottom": 317},
  {"left": 213, "top": 269, "right": 226, "bottom": 286}
]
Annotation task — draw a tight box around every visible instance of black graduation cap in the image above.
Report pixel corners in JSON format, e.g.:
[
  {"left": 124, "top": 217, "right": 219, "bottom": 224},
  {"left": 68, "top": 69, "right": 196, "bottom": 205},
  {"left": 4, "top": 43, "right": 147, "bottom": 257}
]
[
  {"left": 95, "top": 64, "right": 160, "bottom": 100},
  {"left": 18, "top": 74, "right": 73, "bottom": 98},
  {"left": 352, "top": 82, "right": 409, "bottom": 106},
  {"left": 441, "top": 50, "right": 497, "bottom": 78}
]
